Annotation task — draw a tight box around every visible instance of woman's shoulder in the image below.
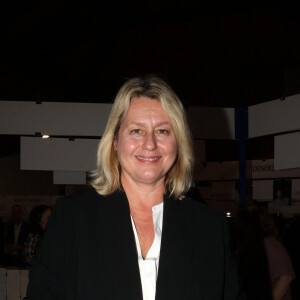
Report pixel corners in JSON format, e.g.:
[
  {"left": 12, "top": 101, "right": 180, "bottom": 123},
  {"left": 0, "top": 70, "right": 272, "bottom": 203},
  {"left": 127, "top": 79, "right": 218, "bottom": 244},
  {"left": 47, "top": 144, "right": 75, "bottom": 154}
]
[
  {"left": 56, "top": 188, "right": 111, "bottom": 206},
  {"left": 52, "top": 188, "right": 112, "bottom": 217},
  {"left": 264, "top": 235, "right": 287, "bottom": 255},
  {"left": 48, "top": 189, "right": 127, "bottom": 231},
  {"left": 54, "top": 188, "right": 128, "bottom": 214}
]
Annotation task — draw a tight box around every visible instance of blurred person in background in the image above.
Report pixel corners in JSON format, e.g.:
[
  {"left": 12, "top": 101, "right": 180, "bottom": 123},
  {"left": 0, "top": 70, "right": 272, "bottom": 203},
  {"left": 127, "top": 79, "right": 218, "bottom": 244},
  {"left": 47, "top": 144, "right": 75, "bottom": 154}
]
[
  {"left": 23, "top": 205, "right": 52, "bottom": 267},
  {"left": 273, "top": 188, "right": 290, "bottom": 206},
  {"left": 258, "top": 207, "right": 296, "bottom": 300},
  {"left": 3, "top": 204, "right": 29, "bottom": 267},
  {"left": 280, "top": 215, "right": 300, "bottom": 300},
  {"left": 235, "top": 207, "right": 273, "bottom": 300}
]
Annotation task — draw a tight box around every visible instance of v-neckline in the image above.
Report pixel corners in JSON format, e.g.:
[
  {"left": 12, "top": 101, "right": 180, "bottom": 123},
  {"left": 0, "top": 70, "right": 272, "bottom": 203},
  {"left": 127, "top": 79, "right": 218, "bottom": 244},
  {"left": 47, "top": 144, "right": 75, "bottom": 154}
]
[{"left": 130, "top": 202, "right": 164, "bottom": 260}]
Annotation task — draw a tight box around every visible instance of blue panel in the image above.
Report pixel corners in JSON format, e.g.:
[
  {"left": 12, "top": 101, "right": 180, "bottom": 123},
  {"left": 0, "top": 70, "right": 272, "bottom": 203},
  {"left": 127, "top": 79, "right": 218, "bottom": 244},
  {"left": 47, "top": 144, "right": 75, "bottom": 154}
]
[{"left": 235, "top": 107, "right": 248, "bottom": 205}]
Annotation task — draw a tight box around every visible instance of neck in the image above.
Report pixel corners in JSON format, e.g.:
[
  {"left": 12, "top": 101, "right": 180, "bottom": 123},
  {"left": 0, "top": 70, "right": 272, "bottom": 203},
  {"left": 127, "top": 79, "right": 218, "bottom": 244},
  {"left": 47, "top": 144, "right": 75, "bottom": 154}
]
[{"left": 121, "top": 174, "right": 165, "bottom": 212}]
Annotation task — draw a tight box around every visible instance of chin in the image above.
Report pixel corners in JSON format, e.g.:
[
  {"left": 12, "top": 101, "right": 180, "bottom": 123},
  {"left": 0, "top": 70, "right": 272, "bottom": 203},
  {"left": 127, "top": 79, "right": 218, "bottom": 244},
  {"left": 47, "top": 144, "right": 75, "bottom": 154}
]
[{"left": 137, "top": 175, "right": 165, "bottom": 185}]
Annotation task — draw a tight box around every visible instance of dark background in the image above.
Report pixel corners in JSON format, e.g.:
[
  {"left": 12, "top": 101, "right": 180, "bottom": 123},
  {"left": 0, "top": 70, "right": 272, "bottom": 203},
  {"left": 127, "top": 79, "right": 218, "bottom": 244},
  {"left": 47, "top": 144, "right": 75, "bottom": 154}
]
[{"left": 1, "top": 2, "right": 300, "bottom": 161}]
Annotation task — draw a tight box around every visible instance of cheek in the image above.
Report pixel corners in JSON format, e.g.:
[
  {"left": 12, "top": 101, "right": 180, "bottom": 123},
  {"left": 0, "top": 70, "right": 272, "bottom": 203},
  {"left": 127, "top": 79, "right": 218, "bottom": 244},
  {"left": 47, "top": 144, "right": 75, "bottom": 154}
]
[
  {"left": 117, "top": 136, "right": 139, "bottom": 154},
  {"left": 162, "top": 139, "right": 178, "bottom": 156}
]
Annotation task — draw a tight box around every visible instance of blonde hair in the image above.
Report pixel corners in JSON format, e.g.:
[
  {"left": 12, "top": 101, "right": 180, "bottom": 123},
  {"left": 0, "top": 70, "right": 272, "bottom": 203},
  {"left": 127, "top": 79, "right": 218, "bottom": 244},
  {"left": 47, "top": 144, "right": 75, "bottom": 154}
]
[{"left": 91, "top": 75, "right": 194, "bottom": 199}]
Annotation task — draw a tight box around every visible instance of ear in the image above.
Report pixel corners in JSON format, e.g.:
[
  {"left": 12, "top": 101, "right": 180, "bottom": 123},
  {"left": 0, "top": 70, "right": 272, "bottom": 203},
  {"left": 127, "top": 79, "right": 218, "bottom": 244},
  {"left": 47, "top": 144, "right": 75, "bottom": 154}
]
[{"left": 113, "top": 138, "right": 118, "bottom": 151}]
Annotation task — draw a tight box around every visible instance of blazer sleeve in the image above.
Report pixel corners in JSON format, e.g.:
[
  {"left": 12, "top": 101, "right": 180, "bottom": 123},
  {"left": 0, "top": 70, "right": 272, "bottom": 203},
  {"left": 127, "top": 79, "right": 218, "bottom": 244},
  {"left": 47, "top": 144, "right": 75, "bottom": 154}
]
[
  {"left": 222, "top": 216, "right": 244, "bottom": 300},
  {"left": 26, "top": 198, "right": 66, "bottom": 299}
]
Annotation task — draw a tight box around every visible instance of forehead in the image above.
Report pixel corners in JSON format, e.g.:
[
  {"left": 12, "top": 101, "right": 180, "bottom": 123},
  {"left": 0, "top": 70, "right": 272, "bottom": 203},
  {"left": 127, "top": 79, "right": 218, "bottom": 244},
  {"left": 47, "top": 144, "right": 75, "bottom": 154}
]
[{"left": 124, "top": 97, "right": 170, "bottom": 122}]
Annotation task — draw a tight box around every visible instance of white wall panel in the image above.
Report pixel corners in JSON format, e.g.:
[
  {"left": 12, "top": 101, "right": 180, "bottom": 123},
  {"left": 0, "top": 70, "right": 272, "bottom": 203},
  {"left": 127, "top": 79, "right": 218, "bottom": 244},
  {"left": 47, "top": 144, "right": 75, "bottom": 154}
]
[
  {"left": 253, "top": 180, "right": 273, "bottom": 200},
  {"left": 187, "top": 107, "right": 235, "bottom": 139},
  {"left": 274, "top": 132, "right": 300, "bottom": 170},
  {"left": 53, "top": 171, "right": 87, "bottom": 184},
  {"left": 21, "top": 137, "right": 99, "bottom": 171},
  {"left": 249, "top": 94, "right": 300, "bottom": 137},
  {"left": 0, "top": 101, "right": 112, "bottom": 136},
  {"left": 20, "top": 270, "right": 29, "bottom": 300},
  {"left": 1, "top": 101, "right": 236, "bottom": 139},
  {"left": 252, "top": 159, "right": 300, "bottom": 178},
  {"left": 7, "top": 269, "right": 20, "bottom": 300}
]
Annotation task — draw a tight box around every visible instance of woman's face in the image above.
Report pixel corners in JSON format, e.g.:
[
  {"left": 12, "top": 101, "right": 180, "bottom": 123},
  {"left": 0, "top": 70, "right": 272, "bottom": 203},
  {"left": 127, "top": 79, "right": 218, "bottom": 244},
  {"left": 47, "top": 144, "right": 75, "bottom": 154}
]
[
  {"left": 39, "top": 208, "right": 52, "bottom": 230},
  {"left": 114, "top": 97, "right": 177, "bottom": 187}
]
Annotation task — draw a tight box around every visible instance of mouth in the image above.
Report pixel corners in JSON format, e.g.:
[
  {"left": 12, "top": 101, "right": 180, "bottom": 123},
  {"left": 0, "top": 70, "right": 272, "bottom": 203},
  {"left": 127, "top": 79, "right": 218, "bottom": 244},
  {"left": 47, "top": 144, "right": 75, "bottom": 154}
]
[{"left": 136, "top": 156, "right": 161, "bottom": 162}]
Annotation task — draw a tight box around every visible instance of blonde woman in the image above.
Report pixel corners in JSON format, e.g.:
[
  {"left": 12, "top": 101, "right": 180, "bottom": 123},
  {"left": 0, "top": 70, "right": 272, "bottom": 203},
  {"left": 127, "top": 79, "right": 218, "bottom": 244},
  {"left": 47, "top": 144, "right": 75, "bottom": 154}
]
[{"left": 27, "top": 76, "right": 241, "bottom": 300}]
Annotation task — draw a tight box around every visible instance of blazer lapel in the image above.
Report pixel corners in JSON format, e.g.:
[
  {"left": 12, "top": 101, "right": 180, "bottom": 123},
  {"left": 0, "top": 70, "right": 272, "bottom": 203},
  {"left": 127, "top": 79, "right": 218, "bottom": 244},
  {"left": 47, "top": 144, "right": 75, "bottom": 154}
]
[
  {"left": 155, "top": 196, "right": 195, "bottom": 300},
  {"left": 106, "top": 191, "right": 143, "bottom": 300}
]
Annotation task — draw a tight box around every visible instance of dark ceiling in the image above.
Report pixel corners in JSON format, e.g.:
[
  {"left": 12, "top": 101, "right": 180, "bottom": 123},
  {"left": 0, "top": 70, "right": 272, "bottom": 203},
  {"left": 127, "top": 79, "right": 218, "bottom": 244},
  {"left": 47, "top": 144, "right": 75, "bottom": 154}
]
[
  {"left": 0, "top": 2, "right": 299, "bottom": 160},
  {"left": 1, "top": 2, "right": 300, "bottom": 107}
]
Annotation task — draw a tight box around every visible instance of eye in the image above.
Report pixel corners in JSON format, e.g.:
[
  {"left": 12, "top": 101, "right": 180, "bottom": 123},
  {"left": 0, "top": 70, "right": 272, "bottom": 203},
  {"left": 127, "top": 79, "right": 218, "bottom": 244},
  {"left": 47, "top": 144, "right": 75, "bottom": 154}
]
[
  {"left": 156, "top": 129, "right": 170, "bottom": 135},
  {"left": 130, "top": 129, "right": 143, "bottom": 135}
]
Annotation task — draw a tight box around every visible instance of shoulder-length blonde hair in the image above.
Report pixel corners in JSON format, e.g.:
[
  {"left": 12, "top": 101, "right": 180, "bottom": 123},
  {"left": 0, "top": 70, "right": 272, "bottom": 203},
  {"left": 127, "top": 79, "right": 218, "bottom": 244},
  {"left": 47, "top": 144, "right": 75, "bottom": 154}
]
[{"left": 91, "top": 75, "right": 194, "bottom": 199}]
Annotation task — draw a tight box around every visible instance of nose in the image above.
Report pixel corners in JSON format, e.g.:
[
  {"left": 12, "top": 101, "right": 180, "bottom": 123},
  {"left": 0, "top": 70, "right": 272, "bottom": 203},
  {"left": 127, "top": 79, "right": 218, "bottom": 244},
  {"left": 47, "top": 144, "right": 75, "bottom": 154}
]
[{"left": 142, "top": 132, "right": 157, "bottom": 151}]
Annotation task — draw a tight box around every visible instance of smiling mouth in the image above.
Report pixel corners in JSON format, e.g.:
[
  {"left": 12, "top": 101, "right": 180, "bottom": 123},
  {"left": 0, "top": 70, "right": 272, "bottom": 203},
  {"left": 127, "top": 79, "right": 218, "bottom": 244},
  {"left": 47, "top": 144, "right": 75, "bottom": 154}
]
[{"left": 136, "top": 156, "right": 161, "bottom": 161}]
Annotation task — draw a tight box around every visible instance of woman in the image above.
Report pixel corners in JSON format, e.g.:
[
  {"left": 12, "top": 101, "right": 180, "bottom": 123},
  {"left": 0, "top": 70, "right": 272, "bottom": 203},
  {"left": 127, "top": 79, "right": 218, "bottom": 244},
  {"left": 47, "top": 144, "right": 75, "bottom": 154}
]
[
  {"left": 27, "top": 76, "right": 241, "bottom": 300},
  {"left": 23, "top": 205, "right": 52, "bottom": 267},
  {"left": 235, "top": 207, "right": 273, "bottom": 300},
  {"left": 258, "top": 208, "right": 295, "bottom": 300}
]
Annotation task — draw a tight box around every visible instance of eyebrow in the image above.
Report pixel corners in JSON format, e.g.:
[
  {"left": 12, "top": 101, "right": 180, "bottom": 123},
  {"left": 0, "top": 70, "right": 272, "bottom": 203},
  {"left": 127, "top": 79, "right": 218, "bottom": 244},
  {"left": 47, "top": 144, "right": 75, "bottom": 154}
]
[{"left": 126, "top": 121, "right": 172, "bottom": 127}]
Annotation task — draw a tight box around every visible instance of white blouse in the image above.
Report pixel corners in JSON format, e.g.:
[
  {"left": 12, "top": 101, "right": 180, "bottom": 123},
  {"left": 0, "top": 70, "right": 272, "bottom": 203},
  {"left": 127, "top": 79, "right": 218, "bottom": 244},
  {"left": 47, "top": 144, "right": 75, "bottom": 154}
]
[{"left": 130, "top": 202, "right": 164, "bottom": 300}]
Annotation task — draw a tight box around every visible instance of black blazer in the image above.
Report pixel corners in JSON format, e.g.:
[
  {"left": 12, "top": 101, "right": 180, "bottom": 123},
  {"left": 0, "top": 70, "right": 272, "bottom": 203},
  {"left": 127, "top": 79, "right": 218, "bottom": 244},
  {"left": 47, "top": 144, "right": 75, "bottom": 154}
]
[{"left": 27, "top": 189, "right": 242, "bottom": 300}]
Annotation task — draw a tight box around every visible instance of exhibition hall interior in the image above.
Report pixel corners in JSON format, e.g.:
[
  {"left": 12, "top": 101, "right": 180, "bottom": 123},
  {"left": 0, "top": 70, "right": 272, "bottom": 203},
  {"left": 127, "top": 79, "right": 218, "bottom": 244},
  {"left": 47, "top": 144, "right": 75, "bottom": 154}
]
[{"left": 0, "top": 2, "right": 300, "bottom": 300}]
